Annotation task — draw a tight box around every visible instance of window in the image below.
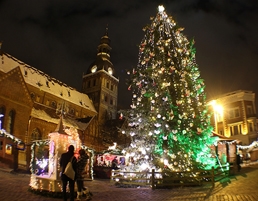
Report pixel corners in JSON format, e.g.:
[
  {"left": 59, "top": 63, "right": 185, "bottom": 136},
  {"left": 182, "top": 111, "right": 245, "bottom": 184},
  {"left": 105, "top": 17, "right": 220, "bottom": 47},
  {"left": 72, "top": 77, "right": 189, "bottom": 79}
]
[
  {"left": 106, "top": 82, "right": 110, "bottom": 89},
  {"left": 248, "top": 122, "right": 254, "bottom": 132},
  {"left": 31, "top": 128, "right": 42, "bottom": 141},
  {"left": 93, "top": 79, "right": 96, "bottom": 86},
  {"left": 0, "top": 106, "right": 5, "bottom": 129},
  {"left": 104, "top": 95, "right": 108, "bottom": 102},
  {"left": 216, "top": 113, "right": 223, "bottom": 122},
  {"left": 230, "top": 124, "right": 242, "bottom": 136},
  {"left": 228, "top": 107, "right": 240, "bottom": 119},
  {"left": 7, "top": 110, "right": 15, "bottom": 134},
  {"left": 87, "top": 80, "right": 91, "bottom": 88},
  {"left": 247, "top": 105, "right": 253, "bottom": 115},
  {"left": 46, "top": 100, "right": 50, "bottom": 106},
  {"left": 111, "top": 84, "right": 114, "bottom": 91},
  {"left": 110, "top": 98, "right": 113, "bottom": 105}
]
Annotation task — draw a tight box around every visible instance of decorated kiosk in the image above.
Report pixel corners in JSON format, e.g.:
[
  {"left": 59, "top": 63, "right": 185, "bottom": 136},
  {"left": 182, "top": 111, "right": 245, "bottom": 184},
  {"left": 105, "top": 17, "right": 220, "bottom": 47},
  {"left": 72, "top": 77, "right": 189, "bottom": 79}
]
[
  {"left": 93, "top": 143, "right": 126, "bottom": 179},
  {"left": 30, "top": 116, "right": 93, "bottom": 193}
]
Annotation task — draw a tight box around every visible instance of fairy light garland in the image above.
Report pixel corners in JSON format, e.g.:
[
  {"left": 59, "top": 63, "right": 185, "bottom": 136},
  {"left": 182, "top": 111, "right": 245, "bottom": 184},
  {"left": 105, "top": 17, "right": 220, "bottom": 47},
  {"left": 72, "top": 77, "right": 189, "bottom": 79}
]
[{"left": 0, "top": 129, "right": 24, "bottom": 144}]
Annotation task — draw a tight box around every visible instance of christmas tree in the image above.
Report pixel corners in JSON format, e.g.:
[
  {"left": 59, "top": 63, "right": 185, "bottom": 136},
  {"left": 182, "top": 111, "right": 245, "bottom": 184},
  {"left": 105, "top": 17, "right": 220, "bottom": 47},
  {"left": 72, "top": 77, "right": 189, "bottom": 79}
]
[{"left": 122, "top": 5, "right": 216, "bottom": 172}]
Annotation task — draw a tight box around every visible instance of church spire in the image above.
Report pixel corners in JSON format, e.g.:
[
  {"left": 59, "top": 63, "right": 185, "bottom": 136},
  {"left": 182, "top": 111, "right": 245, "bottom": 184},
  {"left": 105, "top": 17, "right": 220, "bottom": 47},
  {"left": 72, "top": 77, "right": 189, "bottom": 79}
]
[
  {"left": 97, "top": 27, "right": 112, "bottom": 59},
  {"left": 54, "top": 115, "right": 68, "bottom": 135}
]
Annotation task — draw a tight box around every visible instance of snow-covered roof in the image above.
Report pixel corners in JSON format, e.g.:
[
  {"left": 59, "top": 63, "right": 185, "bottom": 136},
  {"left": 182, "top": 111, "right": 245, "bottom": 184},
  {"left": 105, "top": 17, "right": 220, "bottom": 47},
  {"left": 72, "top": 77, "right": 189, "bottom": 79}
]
[
  {"left": 0, "top": 51, "right": 97, "bottom": 114},
  {"left": 31, "top": 107, "right": 92, "bottom": 131}
]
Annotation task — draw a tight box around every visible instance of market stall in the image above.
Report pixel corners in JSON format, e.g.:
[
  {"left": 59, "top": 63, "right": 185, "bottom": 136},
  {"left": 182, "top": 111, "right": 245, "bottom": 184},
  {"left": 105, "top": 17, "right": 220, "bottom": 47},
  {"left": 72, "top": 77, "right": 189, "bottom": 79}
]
[
  {"left": 29, "top": 118, "right": 94, "bottom": 193},
  {"left": 93, "top": 143, "right": 126, "bottom": 179}
]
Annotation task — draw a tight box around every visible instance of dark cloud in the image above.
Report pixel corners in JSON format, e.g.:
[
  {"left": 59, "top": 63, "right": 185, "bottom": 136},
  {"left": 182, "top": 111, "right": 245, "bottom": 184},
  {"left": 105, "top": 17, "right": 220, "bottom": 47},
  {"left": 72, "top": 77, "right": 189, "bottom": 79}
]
[{"left": 0, "top": 0, "right": 258, "bottom": 108}]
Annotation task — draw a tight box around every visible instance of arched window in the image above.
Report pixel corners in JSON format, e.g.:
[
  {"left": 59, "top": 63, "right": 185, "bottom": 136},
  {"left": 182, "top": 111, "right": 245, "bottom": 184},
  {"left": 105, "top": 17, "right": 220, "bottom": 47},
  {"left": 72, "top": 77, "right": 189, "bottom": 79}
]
[
  {"left": 7, "top": 110, "right": 15, "bottom": 134},
  {"left": 0, "top": 106, "right": 5, "bottom": 129},
  {"left": 31, "top": 128, "right": 42, "bottom": 141}
]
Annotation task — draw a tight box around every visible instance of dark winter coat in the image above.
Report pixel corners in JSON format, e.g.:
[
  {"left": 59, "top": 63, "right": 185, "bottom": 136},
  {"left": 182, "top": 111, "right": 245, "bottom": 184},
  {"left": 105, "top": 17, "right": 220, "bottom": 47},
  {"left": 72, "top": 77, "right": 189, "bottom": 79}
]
[
  {"left": 77, "top": 154, "right": 89, "bottom": 180},
  {"left": 60, "top": 151, "right": 77, "bottom": 179}
]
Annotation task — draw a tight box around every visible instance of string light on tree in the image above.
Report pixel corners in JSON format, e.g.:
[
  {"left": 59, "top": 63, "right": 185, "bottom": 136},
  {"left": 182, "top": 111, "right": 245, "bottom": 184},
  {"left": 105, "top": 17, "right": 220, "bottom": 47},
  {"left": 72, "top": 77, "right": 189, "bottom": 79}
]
[{"left": 121, "top": 5, "right": 216, "bottom": 173}]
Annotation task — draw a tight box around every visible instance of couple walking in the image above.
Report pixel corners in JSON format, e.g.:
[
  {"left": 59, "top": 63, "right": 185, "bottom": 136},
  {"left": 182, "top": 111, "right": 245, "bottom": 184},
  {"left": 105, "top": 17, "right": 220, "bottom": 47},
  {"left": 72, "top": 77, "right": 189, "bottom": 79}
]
[{"left": 60, "top": 145, "right": 89, "bottom": 201}]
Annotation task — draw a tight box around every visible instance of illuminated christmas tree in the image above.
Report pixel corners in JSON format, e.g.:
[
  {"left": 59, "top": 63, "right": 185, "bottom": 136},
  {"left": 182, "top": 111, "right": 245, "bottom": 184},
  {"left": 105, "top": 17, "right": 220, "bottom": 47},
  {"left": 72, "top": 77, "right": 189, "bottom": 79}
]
[{"left": 122, "top": 5, "right": 216, "bottom": 172}]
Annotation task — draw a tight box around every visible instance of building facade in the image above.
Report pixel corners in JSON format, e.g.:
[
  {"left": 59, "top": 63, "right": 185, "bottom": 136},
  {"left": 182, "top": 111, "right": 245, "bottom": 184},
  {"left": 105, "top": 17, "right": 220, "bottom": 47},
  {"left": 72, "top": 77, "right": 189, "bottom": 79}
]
[
  {"left": 0, "top": 29, "right": 130, "bottom": 169},
  {"left": 0, "top": 47, "right": 97, "bottom": 169},
  {"left": 208, "top": 90, "right": 258, "bottom": 145}
]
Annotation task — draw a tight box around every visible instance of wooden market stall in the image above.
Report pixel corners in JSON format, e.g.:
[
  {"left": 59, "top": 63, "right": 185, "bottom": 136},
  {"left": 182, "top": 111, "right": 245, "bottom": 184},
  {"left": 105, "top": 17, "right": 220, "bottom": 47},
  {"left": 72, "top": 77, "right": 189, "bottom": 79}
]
[{"left": 93, "top": 143, "right": 126, "bottom": 179}]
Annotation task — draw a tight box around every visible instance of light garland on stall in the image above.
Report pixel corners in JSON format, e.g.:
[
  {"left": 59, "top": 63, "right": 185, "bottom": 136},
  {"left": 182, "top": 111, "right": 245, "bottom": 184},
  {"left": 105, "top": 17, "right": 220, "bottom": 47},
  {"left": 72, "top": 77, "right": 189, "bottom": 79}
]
[
  {"left": 81, "top": 144, "right": 95, "bottom": 180},
  {"left": 0, "top": 129, "right": 24, "bottom": 144},
  {"left": 237, "top": 141, "right": 258, "bottom": 150}
]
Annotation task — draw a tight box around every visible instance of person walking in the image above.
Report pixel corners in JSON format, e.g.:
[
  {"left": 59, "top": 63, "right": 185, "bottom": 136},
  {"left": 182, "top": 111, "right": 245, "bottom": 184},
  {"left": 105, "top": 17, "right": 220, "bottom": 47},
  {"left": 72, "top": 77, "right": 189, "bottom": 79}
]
[
  {"left": 76, "top": 149, "right": 89, "bottom": 200},
  {"left": 111, "top": 156, "right": 119, "bottom": 170},
  {"left": 60, "top": 145, "right": 77, "bottom": 201}
]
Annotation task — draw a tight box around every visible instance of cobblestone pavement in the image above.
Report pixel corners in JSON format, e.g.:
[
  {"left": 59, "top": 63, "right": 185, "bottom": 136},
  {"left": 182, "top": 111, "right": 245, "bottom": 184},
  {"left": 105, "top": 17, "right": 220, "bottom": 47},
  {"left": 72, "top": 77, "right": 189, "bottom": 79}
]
[{"left": 0, "top": 163, "right": 258, "bottom": 201}]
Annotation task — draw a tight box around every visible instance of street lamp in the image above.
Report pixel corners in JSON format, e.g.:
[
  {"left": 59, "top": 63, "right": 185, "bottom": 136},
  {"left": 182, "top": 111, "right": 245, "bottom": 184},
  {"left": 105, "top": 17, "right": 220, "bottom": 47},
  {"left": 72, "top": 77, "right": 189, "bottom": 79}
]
[{"left": 209, "top": 100, "right": 223, "bottom": 133}]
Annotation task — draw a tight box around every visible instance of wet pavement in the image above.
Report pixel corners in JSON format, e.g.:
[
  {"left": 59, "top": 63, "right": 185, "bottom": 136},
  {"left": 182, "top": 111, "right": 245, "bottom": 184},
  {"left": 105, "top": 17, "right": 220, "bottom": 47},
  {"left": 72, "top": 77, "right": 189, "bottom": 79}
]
[{"left": 0, "top": 162, "right": 258, "bottom": 201}]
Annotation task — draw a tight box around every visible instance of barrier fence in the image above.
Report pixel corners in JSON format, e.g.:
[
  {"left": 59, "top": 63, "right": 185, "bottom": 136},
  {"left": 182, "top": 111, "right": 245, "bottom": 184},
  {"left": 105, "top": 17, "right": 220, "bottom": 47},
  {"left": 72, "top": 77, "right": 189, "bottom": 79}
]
[{"left": 110, "top": 164, "right": 231, "bottom": 190}]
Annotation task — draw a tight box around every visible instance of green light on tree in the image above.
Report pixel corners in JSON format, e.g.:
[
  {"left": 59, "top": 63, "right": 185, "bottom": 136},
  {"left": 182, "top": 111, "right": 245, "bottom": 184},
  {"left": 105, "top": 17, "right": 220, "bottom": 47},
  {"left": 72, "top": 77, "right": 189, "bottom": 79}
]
[{"left": 121, "top": 5, "right": 216, "bottom": 172}]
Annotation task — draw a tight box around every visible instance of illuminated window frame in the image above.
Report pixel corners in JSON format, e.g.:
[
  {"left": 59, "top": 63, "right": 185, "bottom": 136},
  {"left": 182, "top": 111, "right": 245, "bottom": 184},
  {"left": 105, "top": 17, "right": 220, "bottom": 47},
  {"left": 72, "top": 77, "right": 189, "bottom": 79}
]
[{"left": 228, "top": 107, "right": 240, "bottom": 119}]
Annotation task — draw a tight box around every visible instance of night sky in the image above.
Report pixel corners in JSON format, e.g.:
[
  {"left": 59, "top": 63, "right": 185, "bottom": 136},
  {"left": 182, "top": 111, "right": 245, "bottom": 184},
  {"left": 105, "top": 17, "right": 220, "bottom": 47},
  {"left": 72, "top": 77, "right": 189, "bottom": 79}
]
[{"left": 0, "top": 1, "right": 258, "bottom": 109}]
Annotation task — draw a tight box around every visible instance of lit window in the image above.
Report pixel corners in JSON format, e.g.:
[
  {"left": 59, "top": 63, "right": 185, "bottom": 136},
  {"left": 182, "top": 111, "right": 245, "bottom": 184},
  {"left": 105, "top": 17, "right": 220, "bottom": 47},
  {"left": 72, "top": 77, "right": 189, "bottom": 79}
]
[
  {"left": 228, "top": 107, "right": 240, "bottom": 119},
  {"left": 108, "top": 67, "right": 113, "bottom": 75},
  {"left": 230, "top": 124, "right": 242, "bottom": 136},
  {"left": 46, "top": 100, "right": 49, "bottom": 106}
]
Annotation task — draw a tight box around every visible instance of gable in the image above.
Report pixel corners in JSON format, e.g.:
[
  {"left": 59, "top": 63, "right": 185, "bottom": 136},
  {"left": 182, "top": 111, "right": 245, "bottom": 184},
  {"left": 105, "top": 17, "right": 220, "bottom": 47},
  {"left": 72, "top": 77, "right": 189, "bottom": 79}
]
[{"left": 0, "top": 67, "right": 33, "bottom": 107}]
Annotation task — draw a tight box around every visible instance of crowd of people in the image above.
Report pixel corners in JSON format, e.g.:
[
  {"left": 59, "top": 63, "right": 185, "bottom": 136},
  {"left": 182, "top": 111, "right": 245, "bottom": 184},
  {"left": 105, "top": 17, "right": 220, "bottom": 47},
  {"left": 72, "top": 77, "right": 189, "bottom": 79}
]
[{"left": 60, "top": 145, "right": 90, "bottom": 201}]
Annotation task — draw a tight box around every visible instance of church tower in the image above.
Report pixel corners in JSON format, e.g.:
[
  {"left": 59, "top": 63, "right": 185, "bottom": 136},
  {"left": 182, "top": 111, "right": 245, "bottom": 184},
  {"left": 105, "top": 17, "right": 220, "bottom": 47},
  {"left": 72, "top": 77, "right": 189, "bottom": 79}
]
[{"left": 82, "top": 28, "right": 119, "bottom": 127}]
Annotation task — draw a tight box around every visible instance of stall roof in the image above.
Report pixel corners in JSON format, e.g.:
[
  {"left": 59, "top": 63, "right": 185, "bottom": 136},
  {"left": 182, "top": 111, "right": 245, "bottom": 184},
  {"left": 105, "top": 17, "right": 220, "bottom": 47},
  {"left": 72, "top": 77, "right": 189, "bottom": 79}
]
[{"left": 212, "top": 132, "right": 235, "bottom": 141}]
